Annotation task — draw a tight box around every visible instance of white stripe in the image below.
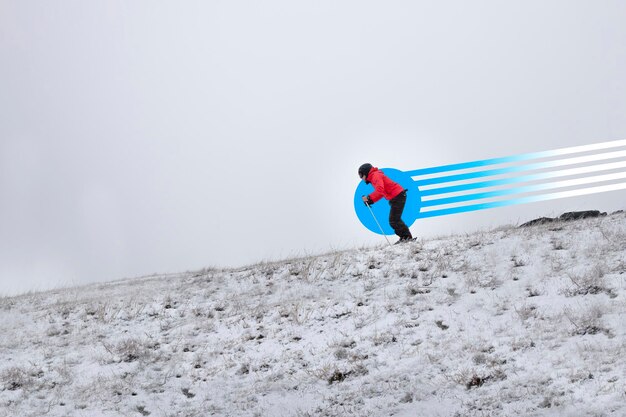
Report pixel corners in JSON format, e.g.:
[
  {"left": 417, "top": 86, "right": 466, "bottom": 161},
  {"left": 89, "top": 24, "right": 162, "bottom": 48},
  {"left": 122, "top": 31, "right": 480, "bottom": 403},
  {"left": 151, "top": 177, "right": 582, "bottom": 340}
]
[
  {"left": 417, "top": 156, "right": 626, "bottom": 191},
  {"left": 420, "top": 181, "right": 626, "bottom": 212},
  {"left": 412, "top": 141, "right": 626, "bottom": 181},
  {"left": 421, "top": 171, "right": 626, "bottom": 202}
]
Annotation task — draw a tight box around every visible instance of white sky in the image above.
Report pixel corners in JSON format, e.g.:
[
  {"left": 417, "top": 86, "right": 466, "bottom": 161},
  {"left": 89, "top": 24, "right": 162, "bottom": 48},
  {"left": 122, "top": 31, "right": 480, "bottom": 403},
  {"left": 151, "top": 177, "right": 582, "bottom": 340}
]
[{"left": 1, "top": 0, "right": 626, "bottom": 295}]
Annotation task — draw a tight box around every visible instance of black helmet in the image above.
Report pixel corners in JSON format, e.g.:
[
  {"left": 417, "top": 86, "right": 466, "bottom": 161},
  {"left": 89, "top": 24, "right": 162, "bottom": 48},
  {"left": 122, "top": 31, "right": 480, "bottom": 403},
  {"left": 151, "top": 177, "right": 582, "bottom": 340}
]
[{"left": 358, "top": 163, "right": 373, "bottom": 180}]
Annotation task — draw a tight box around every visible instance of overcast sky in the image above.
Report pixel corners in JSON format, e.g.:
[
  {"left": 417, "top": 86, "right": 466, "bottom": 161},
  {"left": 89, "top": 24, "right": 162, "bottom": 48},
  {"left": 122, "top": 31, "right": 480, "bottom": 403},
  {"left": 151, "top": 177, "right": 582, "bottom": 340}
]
[{"left": 1, "top": 1, "right": 625, "bottom": 295}]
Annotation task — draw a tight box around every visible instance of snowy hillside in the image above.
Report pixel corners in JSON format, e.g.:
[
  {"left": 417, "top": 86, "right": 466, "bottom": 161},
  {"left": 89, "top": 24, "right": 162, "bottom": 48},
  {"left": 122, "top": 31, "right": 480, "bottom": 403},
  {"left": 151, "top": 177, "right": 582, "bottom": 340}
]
[{"left": 1, "top": 211, "right": 625, "bottom": 417}]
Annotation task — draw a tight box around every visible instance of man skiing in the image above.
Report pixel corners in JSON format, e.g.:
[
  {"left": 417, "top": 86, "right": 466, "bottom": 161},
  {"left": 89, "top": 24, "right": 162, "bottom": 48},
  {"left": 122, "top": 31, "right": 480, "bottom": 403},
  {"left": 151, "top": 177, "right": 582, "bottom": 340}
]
[{"left": 358, "top": 163, "right": 414, "bottom": 244}]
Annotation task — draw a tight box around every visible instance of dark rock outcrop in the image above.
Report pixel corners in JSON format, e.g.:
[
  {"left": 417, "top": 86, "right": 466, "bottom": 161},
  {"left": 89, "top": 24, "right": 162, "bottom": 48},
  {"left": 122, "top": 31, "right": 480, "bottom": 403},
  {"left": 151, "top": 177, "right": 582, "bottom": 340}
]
[
  {"left": 518, "top": 217, "right": 556, "bottom": 227},
  {"left": 520, "top": 210, "right": 607, "bottom": 228},
  {"left": 559, "top": 210, "right": 606, "bottom": 221}
]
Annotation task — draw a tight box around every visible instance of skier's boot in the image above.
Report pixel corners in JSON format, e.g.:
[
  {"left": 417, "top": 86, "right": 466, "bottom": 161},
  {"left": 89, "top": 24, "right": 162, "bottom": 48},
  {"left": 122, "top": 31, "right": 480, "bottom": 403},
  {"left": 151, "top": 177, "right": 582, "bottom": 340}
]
[{"left": 394, "top": 236, "right": 415, "bottom": 245}]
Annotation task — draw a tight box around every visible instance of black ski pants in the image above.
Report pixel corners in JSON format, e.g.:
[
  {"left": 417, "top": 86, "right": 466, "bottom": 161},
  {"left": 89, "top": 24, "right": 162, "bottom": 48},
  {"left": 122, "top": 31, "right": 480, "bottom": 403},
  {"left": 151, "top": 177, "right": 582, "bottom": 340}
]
[{"left": 389, "top": 190, "right": 412, "bottom": 239}]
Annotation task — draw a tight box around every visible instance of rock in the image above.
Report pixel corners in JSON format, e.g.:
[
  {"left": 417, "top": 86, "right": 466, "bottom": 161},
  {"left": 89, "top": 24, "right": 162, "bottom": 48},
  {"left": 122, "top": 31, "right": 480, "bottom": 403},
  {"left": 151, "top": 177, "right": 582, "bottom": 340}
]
[
  {"left": 559, "top": 210, "right": 606, "bottom": 221},
  {"left": 520, "top": 210, "right": 607, "bottom": 228},
  {"left": 519, "top": 217, "right": 556, "bottom": 227}
]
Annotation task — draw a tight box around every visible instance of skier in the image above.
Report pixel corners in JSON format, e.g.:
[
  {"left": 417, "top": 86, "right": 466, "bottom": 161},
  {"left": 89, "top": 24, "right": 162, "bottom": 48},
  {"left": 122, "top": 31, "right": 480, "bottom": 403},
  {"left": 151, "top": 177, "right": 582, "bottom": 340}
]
[{"left": 358, "top": 163, "right": 414, "bottom": 244}]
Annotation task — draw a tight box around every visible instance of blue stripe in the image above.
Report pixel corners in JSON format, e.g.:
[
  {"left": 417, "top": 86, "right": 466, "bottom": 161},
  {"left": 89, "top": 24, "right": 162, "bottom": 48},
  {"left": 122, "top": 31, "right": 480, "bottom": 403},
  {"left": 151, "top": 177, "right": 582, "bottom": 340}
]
[
  {"left": 420, "top": 164, "right": 626, "bottom": 197},
  {"left": 416, "top": 199, "right": 517, "bottom": 218},
  {"left": 415, "top": 163, "right": 546, "bottom": 186},
  {"left": 406, "top": 151, "right": 549, "bottom": 177},
  {"left": 421, "top": 185, "right": 540, "bottom": 208},
  {"left": 419, "top": 175, "right": 542, "bottom": 197},
  {"left": 415, "top": 186, "right": 616, "bottom": 218},
  {"left": 408, "top": 140, "right": 626, "bottom": 178},
  {"left": 414, "top": 154, "right": 626, "bottom": 187}
]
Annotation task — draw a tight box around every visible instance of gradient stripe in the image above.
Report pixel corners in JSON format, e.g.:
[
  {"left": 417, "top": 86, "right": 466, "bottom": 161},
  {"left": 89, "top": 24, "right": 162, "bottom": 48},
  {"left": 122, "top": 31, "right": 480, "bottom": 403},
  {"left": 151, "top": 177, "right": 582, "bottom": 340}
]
[
  {"left": 420, "top": 171, "right": 626, "bottom": 208},
  {"left": 407, "top": 139, "right": 626, "bottom": 177},
  {"left": 416, "top": 182, "right": 626, "bottom": 218},
  {"left": 419, "top": 160, "right": 626, "bottom": 197},
  {"left": 414, "top": 150, "right": 626, "bottom": 187}
]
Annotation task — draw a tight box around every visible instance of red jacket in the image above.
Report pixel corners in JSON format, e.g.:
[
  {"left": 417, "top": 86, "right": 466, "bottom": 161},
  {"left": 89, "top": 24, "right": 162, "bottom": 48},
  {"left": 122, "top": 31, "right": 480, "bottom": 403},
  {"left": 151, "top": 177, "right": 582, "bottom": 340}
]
[{"left": 366, "top": 167, "right": 404, "bottom": 203}]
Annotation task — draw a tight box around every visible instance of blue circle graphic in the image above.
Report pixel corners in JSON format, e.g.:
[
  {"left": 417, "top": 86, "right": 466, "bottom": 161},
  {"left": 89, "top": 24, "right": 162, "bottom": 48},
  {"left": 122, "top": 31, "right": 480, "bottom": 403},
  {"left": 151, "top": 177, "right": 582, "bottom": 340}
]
[{"left": 353, "top": 168, "right": 421, "bottom": 235}]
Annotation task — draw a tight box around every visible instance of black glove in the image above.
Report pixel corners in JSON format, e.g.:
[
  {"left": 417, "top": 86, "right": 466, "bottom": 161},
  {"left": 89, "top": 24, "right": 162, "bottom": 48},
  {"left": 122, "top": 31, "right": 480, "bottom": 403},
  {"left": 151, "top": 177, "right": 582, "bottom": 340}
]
[{"left": 362, "top": 196, "right": 374, "bottom": 206}]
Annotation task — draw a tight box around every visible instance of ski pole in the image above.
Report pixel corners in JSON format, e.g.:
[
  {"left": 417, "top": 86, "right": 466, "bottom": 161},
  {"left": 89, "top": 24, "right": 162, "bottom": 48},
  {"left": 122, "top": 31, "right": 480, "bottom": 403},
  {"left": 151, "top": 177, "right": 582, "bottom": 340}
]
[{"left": 365, "top": 202, "right": 393, "bottom": 247}]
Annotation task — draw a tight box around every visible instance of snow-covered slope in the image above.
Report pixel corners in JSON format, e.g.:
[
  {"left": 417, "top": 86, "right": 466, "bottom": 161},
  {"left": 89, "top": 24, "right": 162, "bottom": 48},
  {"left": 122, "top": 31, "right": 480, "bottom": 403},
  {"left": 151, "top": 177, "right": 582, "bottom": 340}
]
[{"left": 1, "top": 212, "right": 625, "bottom": 417}]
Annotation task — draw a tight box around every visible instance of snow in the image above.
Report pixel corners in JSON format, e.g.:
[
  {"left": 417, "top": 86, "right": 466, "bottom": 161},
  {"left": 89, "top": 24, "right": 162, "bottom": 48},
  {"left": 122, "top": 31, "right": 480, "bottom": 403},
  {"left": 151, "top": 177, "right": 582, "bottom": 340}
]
[{"left": 0, "top": 211, "right": 625, "bottom": 417}]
